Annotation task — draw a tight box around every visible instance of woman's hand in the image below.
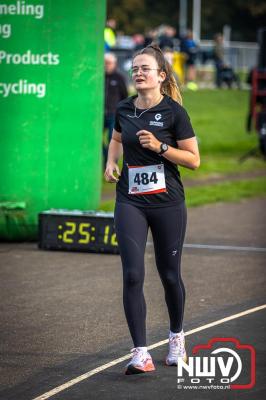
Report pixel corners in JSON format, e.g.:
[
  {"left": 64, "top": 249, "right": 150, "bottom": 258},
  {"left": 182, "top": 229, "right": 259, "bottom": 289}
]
[
  {"left": 136, "top": 130, "right": 161, "bottom": 153},
  {"left": 104, "top": 161, "right": 121, "bottom": 183}
]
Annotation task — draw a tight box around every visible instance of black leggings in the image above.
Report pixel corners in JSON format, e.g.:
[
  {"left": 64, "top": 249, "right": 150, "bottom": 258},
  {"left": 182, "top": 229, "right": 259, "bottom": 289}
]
[{"left": 114, "top": 201, "right": 187, "bottom": 347}]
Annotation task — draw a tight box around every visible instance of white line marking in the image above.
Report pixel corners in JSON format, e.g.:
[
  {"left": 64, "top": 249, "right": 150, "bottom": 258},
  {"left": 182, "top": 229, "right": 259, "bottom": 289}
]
[
  {"left": 32, "top": 304, "right": 266, "bottom": 400},
  {"left": 184, "top": 244, "right": 266, "bottom": 252},
  {"left": 146, "top": 242, "right": 266, "bottom": 252}
]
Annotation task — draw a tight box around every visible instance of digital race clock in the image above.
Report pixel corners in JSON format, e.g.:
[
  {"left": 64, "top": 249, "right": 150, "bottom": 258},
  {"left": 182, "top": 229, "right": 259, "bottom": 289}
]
[{"left": 38, "top": 209, "right": 119, "bottom": 254}]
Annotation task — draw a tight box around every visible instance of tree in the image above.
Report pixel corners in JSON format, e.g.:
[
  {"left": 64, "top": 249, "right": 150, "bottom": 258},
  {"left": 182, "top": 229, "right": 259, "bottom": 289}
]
[{"left": 107, "top": 0, "right": 266, "bottom": 41}]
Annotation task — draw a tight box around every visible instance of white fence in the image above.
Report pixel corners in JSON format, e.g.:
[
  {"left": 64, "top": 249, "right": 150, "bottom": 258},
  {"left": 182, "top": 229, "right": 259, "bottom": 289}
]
[
  {"left": 114, "top": 38, "right": 259, "bottom": 73},
  {"left": 200, "top": 40, "right": 259, "bottom": 71}
]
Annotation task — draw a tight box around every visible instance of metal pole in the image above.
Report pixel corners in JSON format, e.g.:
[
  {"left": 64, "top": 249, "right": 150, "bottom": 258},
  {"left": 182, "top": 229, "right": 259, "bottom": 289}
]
[
  {"left": 192, "top": 0, "right": 201, "bottom": 42},
  {"left": 179, "top": 0, "right": 187, "bottom": 37},
  {"left": 223, "top": 25, "right": 231, "bottom": 66}
]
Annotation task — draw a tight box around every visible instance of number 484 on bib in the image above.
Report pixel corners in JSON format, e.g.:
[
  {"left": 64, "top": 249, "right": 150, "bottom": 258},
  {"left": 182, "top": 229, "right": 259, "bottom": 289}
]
[{"left": 128, "top": 164, "right": 167, "bottom": 195}]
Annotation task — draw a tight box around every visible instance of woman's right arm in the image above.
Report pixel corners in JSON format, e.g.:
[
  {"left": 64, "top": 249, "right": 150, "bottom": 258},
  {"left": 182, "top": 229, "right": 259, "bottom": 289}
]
[{"left": 104, "top": 129, "right": 123, "bottom": 183}]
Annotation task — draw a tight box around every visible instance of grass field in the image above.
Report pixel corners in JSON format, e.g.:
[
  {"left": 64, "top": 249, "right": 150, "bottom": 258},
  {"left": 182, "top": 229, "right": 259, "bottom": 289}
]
[
  {"left": 180, "top": 89, "right": 265, "bottom": 175},
  {"left": 185, "top": 177, "right": 266, "bottom": 208},
  {"left": 100, "top": 89, "right": 266, "bottom": 210}
]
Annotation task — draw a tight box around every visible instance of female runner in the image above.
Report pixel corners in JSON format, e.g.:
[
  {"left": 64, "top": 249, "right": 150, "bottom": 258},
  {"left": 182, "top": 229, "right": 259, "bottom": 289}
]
[{"left": 104, "top": 44, "right": 200, "bottom": 375}]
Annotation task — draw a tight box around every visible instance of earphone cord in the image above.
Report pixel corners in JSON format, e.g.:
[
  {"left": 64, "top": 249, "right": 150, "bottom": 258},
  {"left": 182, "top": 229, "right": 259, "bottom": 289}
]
[{"left": 127, "top": 94, "right": 163, "bottom": 119}]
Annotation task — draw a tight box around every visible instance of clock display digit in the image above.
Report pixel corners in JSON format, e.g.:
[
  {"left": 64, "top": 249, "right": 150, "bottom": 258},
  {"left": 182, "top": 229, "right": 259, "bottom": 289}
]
[
  {"left": 104, "top": 225, "right": 118, "bottom": 246},
  {"left": 111, "top": 233, "right": 118, "bottom": 246},
  {"left": 103, "top": 225, "right": 110, "bottom": 244},
  {"left": 78, "top": 223, "right": 91, "bottom": 244},
  {"left": 62, "top": 222, "right": 76, "bottom": 243}
]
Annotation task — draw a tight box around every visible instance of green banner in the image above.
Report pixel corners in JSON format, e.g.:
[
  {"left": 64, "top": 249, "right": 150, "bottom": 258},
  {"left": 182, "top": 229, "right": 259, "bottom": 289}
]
[{"left": 0, "top": 1, "right": 106, "bottom": 239}]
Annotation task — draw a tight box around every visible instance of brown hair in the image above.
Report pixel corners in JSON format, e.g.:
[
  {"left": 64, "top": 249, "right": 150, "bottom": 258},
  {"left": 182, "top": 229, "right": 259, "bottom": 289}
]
[{"left": 133, "top": 44, "right": 182, "bottom": 105}]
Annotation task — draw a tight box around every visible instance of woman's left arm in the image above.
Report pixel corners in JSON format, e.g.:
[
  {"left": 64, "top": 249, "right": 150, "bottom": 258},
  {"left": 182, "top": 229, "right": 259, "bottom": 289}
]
[
  {"left": 161, "top": 137, "right": 200, "bottom": 170},
  {"left": 137, "top": 130, "right": 200, "bottom": 170}
]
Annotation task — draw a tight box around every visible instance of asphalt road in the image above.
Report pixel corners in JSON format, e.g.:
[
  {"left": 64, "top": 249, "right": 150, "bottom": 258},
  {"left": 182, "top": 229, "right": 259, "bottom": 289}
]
[{"left": 0, "top": 197, "right": 265, "bottom": 400}]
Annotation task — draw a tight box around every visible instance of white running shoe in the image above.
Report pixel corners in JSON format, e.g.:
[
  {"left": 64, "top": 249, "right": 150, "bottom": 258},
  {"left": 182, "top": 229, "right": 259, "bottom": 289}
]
[
  {"left": 165, "top": 330, "right": 187, "bottom": 366},
  {"left": 125, "top": 347, "right": 155, "bottom": 375}
]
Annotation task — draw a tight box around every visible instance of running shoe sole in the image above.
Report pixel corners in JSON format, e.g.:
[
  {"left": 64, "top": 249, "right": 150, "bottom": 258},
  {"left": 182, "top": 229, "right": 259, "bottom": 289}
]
[{"left": 125, "top": 361, "right": 155, "bottom": 375}]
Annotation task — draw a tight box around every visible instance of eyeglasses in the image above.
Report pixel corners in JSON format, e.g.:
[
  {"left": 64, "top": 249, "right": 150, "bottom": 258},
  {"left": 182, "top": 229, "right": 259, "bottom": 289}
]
[{"left": 130, "top": 67, "right": 160, "bottom": 76}]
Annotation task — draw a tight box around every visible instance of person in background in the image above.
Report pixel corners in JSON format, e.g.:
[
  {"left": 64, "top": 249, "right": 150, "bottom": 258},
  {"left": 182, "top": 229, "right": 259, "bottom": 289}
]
[
  {"left": 159, "top": 25, "right": 176, "bottom": 50},
  {"left": 144, "top": 29, "right": 157, "bottom": 48},
  {"left": 163, "top": 47, "right": 180, "bottom": 85},
  {"left": 104, "top": 19, "right": 117, "bottom": 52},
  {"left": 103, "top": 52, "right": 128, "bottom": 167},
  {"left": 133, "top": 33, "right": 145, "bottom": 51},
  {"left": 213, "top": 33, "right": 240, "bottom": 89},
  {"left": 213, "top": 33, "right": 225, "bottom": 88},
  {"left": 180, "top": 29, "right": 199, "bottom": 90}
]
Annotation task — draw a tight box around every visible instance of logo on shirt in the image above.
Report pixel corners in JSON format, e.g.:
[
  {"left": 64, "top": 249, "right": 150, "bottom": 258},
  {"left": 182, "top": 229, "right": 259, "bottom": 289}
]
[{"left": 149, "top": 113, "right": 164, "bottom": 127}]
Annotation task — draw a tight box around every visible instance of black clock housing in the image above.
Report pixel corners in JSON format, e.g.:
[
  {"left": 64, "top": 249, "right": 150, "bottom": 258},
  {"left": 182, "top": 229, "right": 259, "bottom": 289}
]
[{"left": 38, "top": 209, "right": 119, "bottom": 254}]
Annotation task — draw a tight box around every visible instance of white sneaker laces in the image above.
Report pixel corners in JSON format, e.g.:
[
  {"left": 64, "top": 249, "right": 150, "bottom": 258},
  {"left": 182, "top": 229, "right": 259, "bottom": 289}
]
[
  {"left": 169, "top": 333, "right": 185, "bottom": 358},
  {"left": 130, "top": 347, "right": 148, "bottom": 365}
]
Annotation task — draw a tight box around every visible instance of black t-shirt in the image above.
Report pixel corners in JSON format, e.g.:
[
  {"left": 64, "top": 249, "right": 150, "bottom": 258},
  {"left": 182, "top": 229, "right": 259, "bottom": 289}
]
[{"left": 114, "top": 94, "right": 195, "bottom": 207}]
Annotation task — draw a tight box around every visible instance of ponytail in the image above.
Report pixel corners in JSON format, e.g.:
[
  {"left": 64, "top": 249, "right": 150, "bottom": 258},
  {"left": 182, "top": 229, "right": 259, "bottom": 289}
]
[
  {"left": 161, "top": 58, "right": 182, "bottom": 105},
  {"left": 133, "top": 43, "right": 182, "bottom": 105}
]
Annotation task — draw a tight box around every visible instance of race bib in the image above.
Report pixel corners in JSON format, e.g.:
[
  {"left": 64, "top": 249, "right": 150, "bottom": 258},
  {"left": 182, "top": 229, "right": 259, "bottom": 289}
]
[{"left": 128, "top": 164, "right": 167, "bottom": 195}]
